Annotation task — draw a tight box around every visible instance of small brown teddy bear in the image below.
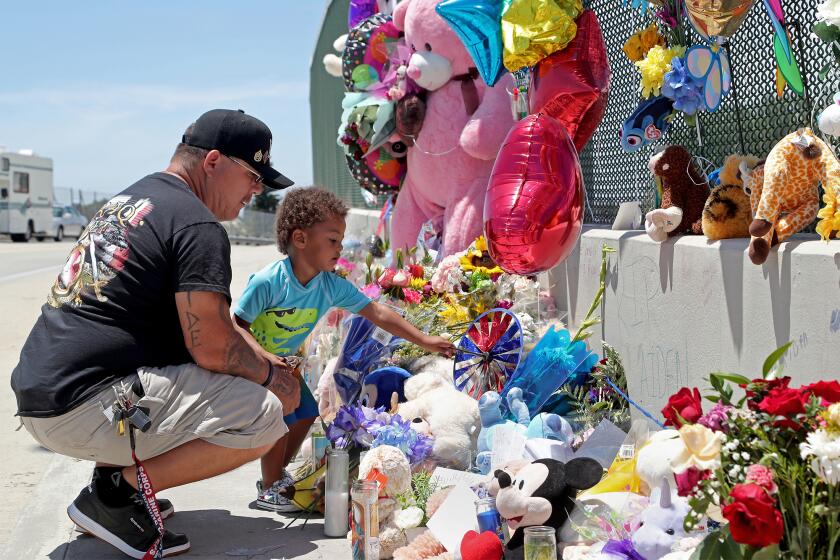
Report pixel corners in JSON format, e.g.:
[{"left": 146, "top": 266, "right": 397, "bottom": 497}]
[
  {"left": 645, "top": 145, "right": 710, "bottom": 242},
  {"left": 701, "top": 154, "right": 761, "bottom": 240}
]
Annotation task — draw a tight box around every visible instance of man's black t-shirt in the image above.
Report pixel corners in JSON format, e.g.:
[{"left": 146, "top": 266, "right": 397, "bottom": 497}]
[{"left": 11, "top": 173, "right": 232, "bottom": 417}]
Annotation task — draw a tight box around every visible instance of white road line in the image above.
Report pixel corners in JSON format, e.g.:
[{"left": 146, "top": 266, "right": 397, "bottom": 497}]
[{"left": 0, "top": 265, "right": 58, "bottom": 284}]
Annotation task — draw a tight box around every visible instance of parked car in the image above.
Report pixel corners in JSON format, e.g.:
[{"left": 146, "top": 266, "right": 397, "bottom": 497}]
[{"left": 51, "top": 205, "right": 87, "bottom": 241}]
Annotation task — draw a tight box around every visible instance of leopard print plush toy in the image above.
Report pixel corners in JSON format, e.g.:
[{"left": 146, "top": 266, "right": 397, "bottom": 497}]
[{"left": 747, "top": 128, "right": 840, "bottom": 264}]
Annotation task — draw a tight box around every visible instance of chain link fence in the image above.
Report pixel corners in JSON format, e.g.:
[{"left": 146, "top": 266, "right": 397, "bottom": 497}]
[
  {"left": 53, "top": 187, "right": 113, "bottom": 220},
  {"left": 581, "top": 0, "right": 836, "bottom": 224}
]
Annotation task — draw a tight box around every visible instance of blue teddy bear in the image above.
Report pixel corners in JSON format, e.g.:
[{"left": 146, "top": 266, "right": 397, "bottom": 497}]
[{"left": 475, "top": 388, "right": 574, "bottom": 474}]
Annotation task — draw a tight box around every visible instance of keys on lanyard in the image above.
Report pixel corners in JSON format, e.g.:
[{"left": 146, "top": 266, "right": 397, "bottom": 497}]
[{"left": 112, "top": 381, "right": 152, "bottom": 437}]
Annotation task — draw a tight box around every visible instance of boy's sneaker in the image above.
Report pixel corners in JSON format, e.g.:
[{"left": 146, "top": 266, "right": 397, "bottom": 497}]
[
  {"left": 255, "top": 470, "right": 301, "bottom": 512},
  {"left": 67, "top": 485, "right": 190, "bottom": 558}
]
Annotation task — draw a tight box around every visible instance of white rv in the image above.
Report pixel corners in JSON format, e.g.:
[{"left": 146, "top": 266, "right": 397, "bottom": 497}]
[{"left": 0, "top": 150, "right": 54, "bottom": 241}]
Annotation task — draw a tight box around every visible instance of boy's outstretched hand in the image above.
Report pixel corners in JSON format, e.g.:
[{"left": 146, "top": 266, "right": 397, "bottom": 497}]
[{"left": 419, "top": 335, "right": 456, "bottom": 358}]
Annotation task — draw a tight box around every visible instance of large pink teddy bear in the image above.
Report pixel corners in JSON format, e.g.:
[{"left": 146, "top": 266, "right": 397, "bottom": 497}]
[{"left": 390, "top": 0, "right": 514, "bottom": 256}]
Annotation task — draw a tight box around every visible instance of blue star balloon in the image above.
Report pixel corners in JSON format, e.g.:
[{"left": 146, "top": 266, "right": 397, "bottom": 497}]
[{"left": 436, "top": 0, "right": 507, "bottom": 87}]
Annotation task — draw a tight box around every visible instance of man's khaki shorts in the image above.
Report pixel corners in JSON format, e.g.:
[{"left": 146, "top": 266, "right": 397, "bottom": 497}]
[{"left": 21, "top": 363, "right": 288, "bottom": 466}]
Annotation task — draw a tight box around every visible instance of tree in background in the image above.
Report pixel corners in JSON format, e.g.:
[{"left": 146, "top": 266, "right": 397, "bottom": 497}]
[{"left": 252, "top": 188, "right": 281, "bottom": 213}]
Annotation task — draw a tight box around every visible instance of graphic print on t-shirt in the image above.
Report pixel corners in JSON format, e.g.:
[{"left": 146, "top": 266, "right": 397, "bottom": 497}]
[
  {"left": 48, "top": 195, "right": 154, "bottom": 307},
  {"left": 250, "top": 306, "right": 318, "bottom": 355}
]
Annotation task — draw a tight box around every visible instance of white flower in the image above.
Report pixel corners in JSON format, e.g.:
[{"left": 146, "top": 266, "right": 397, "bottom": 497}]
[
  {"left": 826, "top": 403, "right": 840, "bottom": 430},
  {"left": 740, "top": 452, "right": 750, "bottom": 461},
  {"left": 800, "top": 428, "right": 840, "bottom": 485},
  {"left": 394, "top": 506, "right": 424, "bottom": 530},
  {"left": 818, "top": 0, "right": 840, "bottom": 28},
  {"left": 670, "top": 424, "right": 723, "bottom": 473}
]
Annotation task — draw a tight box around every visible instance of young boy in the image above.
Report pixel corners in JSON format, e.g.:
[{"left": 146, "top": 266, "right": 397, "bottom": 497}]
[{"left": 232, "top": 187, "right": 454, "bottom": 511}]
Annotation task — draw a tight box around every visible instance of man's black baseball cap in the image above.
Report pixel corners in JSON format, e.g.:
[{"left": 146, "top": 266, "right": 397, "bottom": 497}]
[{"left": 183, "top": 109, "right": 294, "bottom": 189}]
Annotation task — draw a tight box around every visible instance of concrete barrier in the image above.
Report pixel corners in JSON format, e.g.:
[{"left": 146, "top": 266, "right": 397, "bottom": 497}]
[{"left": 548, "top": 228, "right": 840, "bottom": 415}]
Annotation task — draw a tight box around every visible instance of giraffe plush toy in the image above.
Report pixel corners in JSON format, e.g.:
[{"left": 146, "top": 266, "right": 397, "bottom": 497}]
[{"left": 747, "top": 128, "right": 840, "bottom": 264}]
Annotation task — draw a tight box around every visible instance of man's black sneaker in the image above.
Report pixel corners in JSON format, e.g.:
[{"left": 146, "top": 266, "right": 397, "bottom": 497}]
[
  {"left": 73, "top": 485, "right": 174, "bottom": 533},
  {"left": 75, "top": 498, "right": 174, "bottom": 533},
  {"left": 67, "top": 486, "right": 189, "bottom": 558}
]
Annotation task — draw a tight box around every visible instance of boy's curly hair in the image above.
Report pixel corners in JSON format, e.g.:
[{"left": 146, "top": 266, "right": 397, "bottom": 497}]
[{"left": 275, "top": 187, "right": 348, "bottom": 254}]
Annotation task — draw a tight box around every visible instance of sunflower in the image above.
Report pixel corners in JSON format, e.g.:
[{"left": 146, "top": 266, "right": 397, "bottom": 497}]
[{"left": 460, "top": 235, "right": 503, "bottom": 275}]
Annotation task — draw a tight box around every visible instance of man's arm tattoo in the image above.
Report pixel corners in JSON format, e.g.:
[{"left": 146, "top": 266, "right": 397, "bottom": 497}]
[
  {"left": 185, "top": 311, "right": 201, "bottom": 348},
  {"left": 218, "top": 298, "right": 263, "bottom": 376},
  {"left": 183, "top": 293, "right": 202, "bottom": 349},
  {"left": 270, "top": 369, "right": 297, "bottom": 395}
]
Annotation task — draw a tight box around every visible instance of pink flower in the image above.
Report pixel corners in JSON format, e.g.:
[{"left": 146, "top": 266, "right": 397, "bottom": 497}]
[
  {"left": 378, "top": 269, "right": 396, "bottom": 288},
  {"left": 336, "top": 257, "right": 356, "bottom": 272},
  {"left": 745, "top": 464, "right": 778, "bottom": 494},
  {"left": 392, "top": 270, "right": 411, "bottom": 287},
  {"left": 698, "top": 402, "right": 732, "bottom": 432},
  {"left": 402, "top": 288, "right": 422, "bottom": 305},
  {"left": 362, "top": 283, "right": 382, "bottom": 299}
]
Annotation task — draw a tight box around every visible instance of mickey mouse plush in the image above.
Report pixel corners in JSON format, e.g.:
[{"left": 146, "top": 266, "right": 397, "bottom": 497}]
[{"left": 493, "top": 458, "right": 603, "bottom": 555}]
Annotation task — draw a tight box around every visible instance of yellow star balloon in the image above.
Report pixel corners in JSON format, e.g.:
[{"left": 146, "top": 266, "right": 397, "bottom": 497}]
[{"left": 501, "top": 0, "right": 583, "bottom": 72}]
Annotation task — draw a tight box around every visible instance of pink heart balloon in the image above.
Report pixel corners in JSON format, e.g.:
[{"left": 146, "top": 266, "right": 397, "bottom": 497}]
[{"left": 484, "top": 113, "right": 584, "bottom": 275}]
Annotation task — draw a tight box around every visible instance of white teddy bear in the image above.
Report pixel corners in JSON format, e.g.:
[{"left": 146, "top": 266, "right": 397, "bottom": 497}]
[{"left": 396, "top": 356, "right": 480, "bottom": 470}]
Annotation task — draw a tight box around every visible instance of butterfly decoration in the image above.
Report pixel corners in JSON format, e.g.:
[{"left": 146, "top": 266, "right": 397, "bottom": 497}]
[
  {"left": 686, "top": 41, "right": 732, "bottom": 113},
  {"left": 762, "top": 0, "right": 803, "bottom": 97}
]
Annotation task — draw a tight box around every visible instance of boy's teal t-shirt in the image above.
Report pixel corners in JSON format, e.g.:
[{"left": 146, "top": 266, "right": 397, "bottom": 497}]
[{"left": 232, "top": 258, "right": 370, "bottom": 355}]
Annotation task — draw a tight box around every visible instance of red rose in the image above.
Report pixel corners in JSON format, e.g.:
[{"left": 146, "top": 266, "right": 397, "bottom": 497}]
[
  {"left": 722, "top": 483, "right": 784, "bottom": 548},
  {"left": 662, "top": 387, "right": 703, "bottom": 427},
  {"left": 757, "top": 386, "right": 806, "bottom": 429},
  {"left": 800, "top": 380, "right": 840, "bottom": 405},
  {"left": 674, "top": 467, "right": 710, "bottom": 497},
  {"left": 409, "top": 264, "right": 425, "bottom": 279},
  {"left": 743, "top": 377, "right": 791, "bottom": 410}
]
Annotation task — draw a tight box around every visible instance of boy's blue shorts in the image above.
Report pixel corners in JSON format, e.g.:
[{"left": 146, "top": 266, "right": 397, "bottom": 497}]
[{"left": 282, "top": 380, "right": 318, "bottom": 426}]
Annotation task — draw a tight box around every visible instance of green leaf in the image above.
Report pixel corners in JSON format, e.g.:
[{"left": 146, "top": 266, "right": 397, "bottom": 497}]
[
  {"left": 752, "top": 545, "right": 781, "bottom": 560},
  {"left": 762, "top": 342, "right": 792, "bottom": 378},
  {"left": 820, "top": 62, "right": 834, "bottom": 81},
  {"left": 813, "top": 21, "right": 840, "bottom": 43},
  {"left": 690, "top": 530, "right": 722, "bottom": 560},
  {"left": 719, "top": 530, "right": 742, "bottom": 560},
  {"left": 711, "top": 372, "right": 752, "bottom": 386}
]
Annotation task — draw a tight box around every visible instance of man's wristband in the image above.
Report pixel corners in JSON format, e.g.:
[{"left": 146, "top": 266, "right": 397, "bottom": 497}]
[{"left": 261, "top": 361, "right": 274, "bottom": 387}]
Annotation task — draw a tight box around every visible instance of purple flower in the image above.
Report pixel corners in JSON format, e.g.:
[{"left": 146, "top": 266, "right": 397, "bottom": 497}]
[
  {"left": 662, "top": 57, "right": 705, "bottom": 115},
  {"left": 371, "top": 413, "right": 434, "bottom": 465},
  {"left": 326, "top": 405, "right": 375, "bottom": 448},
  {"left": 698, "top": 402, "right": 732, "bottom": 432}
]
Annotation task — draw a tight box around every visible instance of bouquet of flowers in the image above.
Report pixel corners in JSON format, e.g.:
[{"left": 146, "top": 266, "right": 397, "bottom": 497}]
[{"left": 661, "top": 345, "right": 840, "bottom": 559}]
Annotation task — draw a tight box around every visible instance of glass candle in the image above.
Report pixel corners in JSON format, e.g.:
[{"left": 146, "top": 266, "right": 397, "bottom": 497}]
[
  {"left": 524, "top": 526, "right": 556, "bottom": 560},
  {"left": 475, "top": 497, "right": 504, "bottom": 541},
  {"left": 350, "top": 479, "right": 380, "bottom": 560},
  {"left": 324, "top": 448, "right": 350, "bottom": 537}
]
